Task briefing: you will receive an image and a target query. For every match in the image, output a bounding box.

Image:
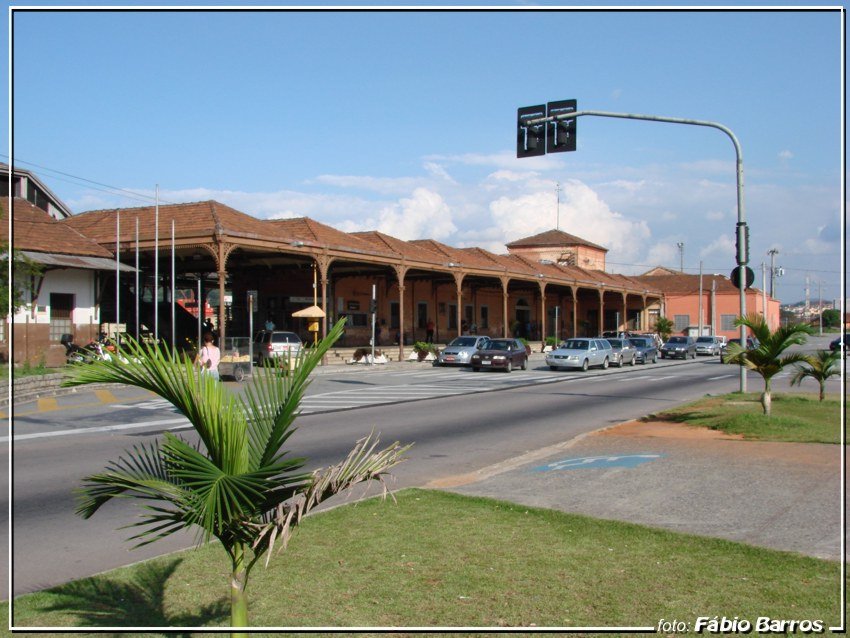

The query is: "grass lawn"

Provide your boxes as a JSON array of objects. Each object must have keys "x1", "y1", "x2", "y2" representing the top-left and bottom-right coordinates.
[
  {"x1": 7, "y1": 489, "x2": 840, "y2": 632},
  {"x1": 648, "y1": 392, "x2": 842, "y2": 444}
]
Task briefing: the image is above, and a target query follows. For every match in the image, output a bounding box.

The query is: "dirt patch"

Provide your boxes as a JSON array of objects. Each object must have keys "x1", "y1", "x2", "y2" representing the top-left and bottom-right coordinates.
[{"x1": 596, "y1": 419, "x2": 746, "y2": 440}]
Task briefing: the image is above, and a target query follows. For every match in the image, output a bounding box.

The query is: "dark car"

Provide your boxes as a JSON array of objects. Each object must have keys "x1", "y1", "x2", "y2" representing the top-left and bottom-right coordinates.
[
  {"x1": 829, "y1": 335, "x2": 847, "y2": 354},
  {"x1": 628, "y1": 337, "x2": 658, "y2": 364},
  {"x1": 723, "y1": 337, "x2": 760, "y2": 353},
  {"x1": 470, "y1": 338, "x2": 528, "y2": 372},
  {"x1": 660, "y1": 336, "x2": 696, "y2": 359}
]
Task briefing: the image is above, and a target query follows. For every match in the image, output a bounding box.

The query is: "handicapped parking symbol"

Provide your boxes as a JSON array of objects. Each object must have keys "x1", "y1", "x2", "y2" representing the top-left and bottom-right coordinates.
[{"x1": 533, "y1": 453, "x2": 665, "y2": 471}]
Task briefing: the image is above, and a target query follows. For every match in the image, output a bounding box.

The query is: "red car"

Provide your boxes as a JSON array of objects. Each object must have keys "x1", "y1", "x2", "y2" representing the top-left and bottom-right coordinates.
[{"x1": 470, "y1": 338, "x2": 529, "y2": 373}]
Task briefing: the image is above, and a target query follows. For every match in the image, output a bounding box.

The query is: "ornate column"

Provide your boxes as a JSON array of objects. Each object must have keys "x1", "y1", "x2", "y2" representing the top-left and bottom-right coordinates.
[
  {"x1": 453, "y1": 271, "x2": 465, "y2": 337},
  {"x1": 315, "y1": 253, "x2": 333, "y2": 339},
  {"x1": 641, "y1": 294, "x2": 648, "y2": 331},
  {"x1": 570, "y1": 285, "x2": 578, "y2": 337},
  {"x1": 598, "y1": 287, "x2": 605, "y2": 336},
  {"x1": 394, "y1": 264, "x2": 408, "y2": 362},
  {"x1": 213, "y1": 224, "x2": 235, "y2": 345},
  {"x1": 538, "y1": 279, "x2": 547, "y2": 345},
  {"x1": 501, "y1": 275, "x2": 510, "y2": 338},
  {"x1": 621, "y1": 292, "x2": 628, "y2": 332}
]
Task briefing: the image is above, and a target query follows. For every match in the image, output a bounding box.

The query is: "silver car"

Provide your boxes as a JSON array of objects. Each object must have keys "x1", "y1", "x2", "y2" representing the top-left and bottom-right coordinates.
[
  {"x1": 605, "y1": 338, "x2": 638, "y2": 367},
  {"x1": 695, "y1": 336, "x2": 722, "y2": 356},
  {"x1": 545, "y1": 338, "x2": 612, "y2": 371},
  {"x1": 434, "y1": 336, "x2": 491, "y2": 366}
]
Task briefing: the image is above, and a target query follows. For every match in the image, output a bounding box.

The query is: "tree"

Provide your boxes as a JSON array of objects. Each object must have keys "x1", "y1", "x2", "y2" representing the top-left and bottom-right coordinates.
[
  {"x1": 63, "y1": 318, "x2": 411, "y2": 635},
  {"x1": 722, "y1": 313, "x2": 813, "y2": 416},
  {"x1": 0, "y1": 243, "x2": 43, "y2": 315},
  {"x1": 821, "y1": 308, "x2": 840, "y2": 329},
  {"x1": 654, "y1": 316, "x2": 674, "y2": 341},
  {"x1": 789, "y1": 349, "x2": 841, "y2": 401}
]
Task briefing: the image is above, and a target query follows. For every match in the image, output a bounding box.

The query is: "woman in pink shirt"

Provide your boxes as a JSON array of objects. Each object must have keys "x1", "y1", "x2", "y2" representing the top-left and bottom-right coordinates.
[{"x1": 196, "y1": 332, "x2": 221, "y2": 381}]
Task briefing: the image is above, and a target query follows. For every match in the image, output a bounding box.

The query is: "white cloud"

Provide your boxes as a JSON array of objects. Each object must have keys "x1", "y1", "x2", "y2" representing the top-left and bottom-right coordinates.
[
  {"x1": 705, "y1": 210, "x2": 725, "y2": 221},
  {"x1": 778, "y1": 150, "x2": 794, "y2": 161},
  {"x1": 645, "y1": 242, "x2": 679, "y2": 270},
  {"x1": 699, "y1": 234, "x2": 736, "y2": 260},
  {"x1": 338, "y1": 187, "x2": 457, "y2": 241}
]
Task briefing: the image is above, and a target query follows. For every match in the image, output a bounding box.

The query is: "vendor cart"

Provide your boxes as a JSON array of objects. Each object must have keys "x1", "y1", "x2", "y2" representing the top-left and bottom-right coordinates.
[{"x1": 219, "y1": 337, "x2": 252, "y2": 382}]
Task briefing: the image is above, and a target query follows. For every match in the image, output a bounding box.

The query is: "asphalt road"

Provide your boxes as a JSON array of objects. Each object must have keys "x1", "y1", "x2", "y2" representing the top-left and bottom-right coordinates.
[{"x1": 6, "y1": 334, "x2": 843, "y2": 600}]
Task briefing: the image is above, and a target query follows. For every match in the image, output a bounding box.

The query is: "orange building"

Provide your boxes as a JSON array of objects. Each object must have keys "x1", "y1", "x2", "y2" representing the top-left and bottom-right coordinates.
[{"x1": 635, "y1": 267, "x2": 780, "y2": 339}]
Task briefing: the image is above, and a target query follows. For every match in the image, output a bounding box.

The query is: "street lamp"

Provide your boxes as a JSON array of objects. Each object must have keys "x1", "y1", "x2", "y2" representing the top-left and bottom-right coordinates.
[{"x1": 677, "y1": 242, "x2": 684, "y2": 273}]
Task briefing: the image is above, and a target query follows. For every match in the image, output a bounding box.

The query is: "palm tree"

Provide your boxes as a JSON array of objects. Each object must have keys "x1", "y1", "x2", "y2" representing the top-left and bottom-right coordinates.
[
  {"x1": 789, "y1": 349, "x2": 841, "y2": 401},
  {"x1": 654, "y1": 316, "x2": 674, "y2": 341},
  {"x1": 63, "y1": 318, "x2": 411, "y2": 635},
  {"x1": 722, "y1": 313, "x2": 813, "y2": 416}
]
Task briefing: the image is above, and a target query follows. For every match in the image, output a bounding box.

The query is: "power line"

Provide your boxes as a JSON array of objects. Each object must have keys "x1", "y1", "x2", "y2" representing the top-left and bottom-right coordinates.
[{"x1": 3, "y1": 155, "x2": 174, "y2": 206}]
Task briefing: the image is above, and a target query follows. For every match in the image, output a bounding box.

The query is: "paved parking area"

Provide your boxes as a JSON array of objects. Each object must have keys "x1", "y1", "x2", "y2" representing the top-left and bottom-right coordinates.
[{"x1": 440, "y1": 419, "x2": 844, "y2": 561}]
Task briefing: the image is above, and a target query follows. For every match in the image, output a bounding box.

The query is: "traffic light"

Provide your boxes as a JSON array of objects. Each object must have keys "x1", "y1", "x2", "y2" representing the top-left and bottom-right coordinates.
[
  {"x1": 369, "y1": 298, "x2": 377, "y2": 314},
  {"x1": 735, "y1": 222, "x2": 749, "y2": 266},
  {"x1": 546, "y1": 99, "x2": 577, "y2": 153},
  {"x1": 517, "y1": 105, "x2": 547, "y2": 158}
]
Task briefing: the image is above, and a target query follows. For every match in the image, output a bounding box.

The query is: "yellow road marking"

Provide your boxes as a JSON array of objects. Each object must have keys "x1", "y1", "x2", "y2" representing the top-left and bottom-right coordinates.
[
  {"x1": 94, "y1": 389, "x2": 119, "y2": 404},
  {"x1": 37, "y1": 397, "x2": 59, "y2": 412}
]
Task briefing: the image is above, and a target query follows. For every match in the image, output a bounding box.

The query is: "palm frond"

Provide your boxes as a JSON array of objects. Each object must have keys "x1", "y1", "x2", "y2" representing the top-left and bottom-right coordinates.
[{"x1": 250, "y1": 432, "x2": 412, "y2": 564}]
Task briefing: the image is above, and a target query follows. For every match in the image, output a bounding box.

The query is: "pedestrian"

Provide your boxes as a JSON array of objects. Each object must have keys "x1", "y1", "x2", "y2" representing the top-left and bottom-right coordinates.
[
  {"x1": 195, "y1": 332, "x2": 221, "y2": 381},
  {"x1": 426, "y1": 318, "x2": 435, "y2": 343},
  {"x1": 265, "y1": 315, "x2": 276, "y2": 331}
]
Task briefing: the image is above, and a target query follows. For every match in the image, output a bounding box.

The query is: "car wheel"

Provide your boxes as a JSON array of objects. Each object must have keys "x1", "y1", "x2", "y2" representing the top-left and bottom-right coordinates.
[
  {"x1": 581, "y1": 358, "x2": 589, "y2": 372},
  {"x1": 521, "y1": 357, "x2": 527, "y2": 370},
  {"x1": 602, "y1": 357, "x2": 609, "y2": 370},
  {"x1": 652, "y1": 353, "x2": 658, "y2": 363},
  {"x1": 233, "y1": 366, "x2": 245, "y2": 383},
  {"x1": 630, "y1": 355, "x2": 636, "y2": 366},
  {"x1": 505, "y1": 361, "x2": 512, "y2": 373},
  {"x1": 616, "y1": 355, "x2": 623, "y2": 367}
]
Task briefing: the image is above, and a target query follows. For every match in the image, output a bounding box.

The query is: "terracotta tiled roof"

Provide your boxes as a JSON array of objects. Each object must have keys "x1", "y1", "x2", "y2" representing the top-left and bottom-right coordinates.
[
  {"x1": 265, "y1": 217, "x2": 386, "y2": 256},
  {"x1": 61, "y1": 200, "x2": 275, "y2": 243},
  {"x1": 352, "y1": 231, "x2": 444, "y2": 266},
  {"x1": 409, "y1": 239, "x2": 502, "y2": 271},
  {"x1": 506, "y1": 228, "x2": 608, "y2": 252},
  {"x1": 7, "y1": 197, "x2": 113, "y2": 257},
  {"x1": 633, "y1": 272, "x2": 749, "y2": 295}
]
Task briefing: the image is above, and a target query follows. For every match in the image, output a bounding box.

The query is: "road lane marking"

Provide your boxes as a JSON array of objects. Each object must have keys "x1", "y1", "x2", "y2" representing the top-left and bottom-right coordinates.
[
  {"x1": 707, "y1": 374, "x2": 735, "y2": 380},
  {"x1": 3, "y1": 416, "x2": 190, "y2": 443}
]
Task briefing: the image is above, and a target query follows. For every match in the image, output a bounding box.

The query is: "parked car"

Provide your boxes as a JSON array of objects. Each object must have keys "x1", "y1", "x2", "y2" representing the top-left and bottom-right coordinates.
[
  {"x1": 694, "y1": 336, "x2": 722, "y2": 356},
  {"x1": 829, "y1": 335, "x2": 847, "y2": 354},
  {"x1": 660, "y1": 336, "x2": 696, "y2": 359},
  {"x1": 470, "y1": 338, "x2": 528, "y2": 372},
  {"x1": 253, "y1": 330, "x2": 302, "y2": 365},
  {"x1": 434, "y1": 336, "x2": 491, "y2": 367},
  {"x1": 722, "y1": 337, "x2": 760, "y2": 353},
  {"x1": 604, "y1": 338, "x2": 638, "y2": 367},
  {"x1": 545, "y1": 338, "x2": 612, "y2": 371},
  {"x1": 628, "y1": 336, "x2": 658, "y2": 364}
]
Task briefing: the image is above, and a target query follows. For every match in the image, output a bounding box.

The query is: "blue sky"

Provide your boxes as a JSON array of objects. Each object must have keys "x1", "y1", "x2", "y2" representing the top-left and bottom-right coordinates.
[{"x1": 7, "y1": 7, "x2": 844, "y2": 304}]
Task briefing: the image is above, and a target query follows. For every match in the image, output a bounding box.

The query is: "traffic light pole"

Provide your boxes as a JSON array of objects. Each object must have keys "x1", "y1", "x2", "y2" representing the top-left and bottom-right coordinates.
[{"x1": 524, "y1": 108, "x2": 749, "y2": 392}]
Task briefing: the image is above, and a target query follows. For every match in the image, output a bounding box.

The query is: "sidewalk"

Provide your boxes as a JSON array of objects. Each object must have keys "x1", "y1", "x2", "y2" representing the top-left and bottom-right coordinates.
[{"x1": 437, "y1": 418, "x2": 844, "y2": 562}]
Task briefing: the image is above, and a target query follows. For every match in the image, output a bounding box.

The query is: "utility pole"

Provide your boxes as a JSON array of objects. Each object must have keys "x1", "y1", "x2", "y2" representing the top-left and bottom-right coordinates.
[
  {"x1": 818, "y1": 280, "x2": 823, "y2": 336},
  {"x1": 698, "y1": 261, "x2": 703, "y2": 336},
  {"x1": 555, "y1": 182, "x2": 561, "y2": 230},
  {"x1": 767, "y1": 248, "x2": 779, "y2": 298},
  {"x1": 677, "y1": 242, "x2": 684, "y2": 272}
]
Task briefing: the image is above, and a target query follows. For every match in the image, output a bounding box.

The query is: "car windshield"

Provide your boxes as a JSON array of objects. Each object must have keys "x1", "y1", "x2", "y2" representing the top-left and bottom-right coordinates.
[
  {"x1": 448, "y1": 337, "x2": 480, "y2": 347},
  {"x1": 488, "y1": 340, "x2": 512, "y2": 350},
  {"x1": 562, "y1": 340, "x2": 589, "y2": 350},
  {"x1": 668, "y1": 337, "x2": 687, "y2": 343},
  {"x1": 696, "y1": 337, "x2": 714, "y2": 343},
  {"x1": 629, "y1": 338, "x2": 650, "y2": 347},
  {"x1": 607, "y1": 339, "x2": 623, "y2": 347}
]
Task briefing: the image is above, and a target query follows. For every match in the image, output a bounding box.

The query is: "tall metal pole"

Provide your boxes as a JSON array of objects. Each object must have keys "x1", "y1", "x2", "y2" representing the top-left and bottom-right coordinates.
[
  {"x1": 154, "y1": 185, "x2": 159, "y2": 342},
  {"x1": 818, "y1": 280, "x2": 823, "y2": 336},
  {"x1": 711, "y1": 279, "x2": 716, "y2": 336},
  {"x1": 677, "y1": 242, "x2": 684, "y2": 273},
  {"x1": 761, "y1": 263, "x2": 768, "y2": 325},
  {"x1": 197, "y1": 277, "x2": 202, "y2": 350},
  {"x1": 171, "y1": 219, "x2": 176, "y2": 352},
  {"x1": 135, "y1": 217, "x2": 139, "y2": 340},
  {"x1": 115, "y1": 209, "x2": 120, "y2": 346},
  {"x1": 525, "y1": 109, "x2": 749, "y2": 392},
  {"x1": 698, "y1": 261, "x2": 703, "y2": 336}
]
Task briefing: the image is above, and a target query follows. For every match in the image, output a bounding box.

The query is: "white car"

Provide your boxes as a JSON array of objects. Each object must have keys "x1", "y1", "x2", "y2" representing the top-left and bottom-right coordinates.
[
  {"x1": 545, "y1": 338, "x2": 613, "y2": 371},
  {"x1": 434, "y1": 336, "x2": 491, "y2": 366}
]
